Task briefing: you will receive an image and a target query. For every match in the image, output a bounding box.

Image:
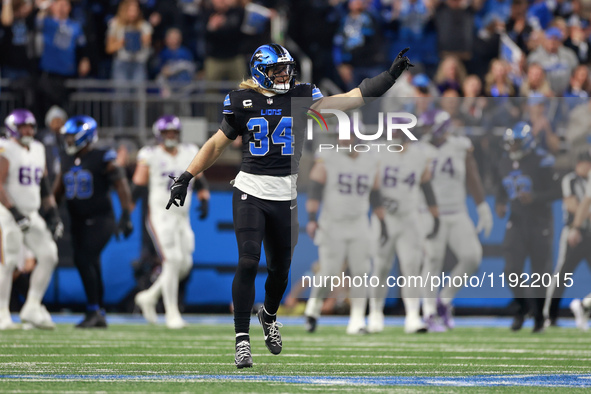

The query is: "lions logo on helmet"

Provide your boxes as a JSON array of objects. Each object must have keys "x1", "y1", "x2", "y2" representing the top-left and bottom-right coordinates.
[
  {"x1": 4, "y1": 108, "x2": 37, "y2": 146},
  {"x1": 504, "y1": 121, "x2": 535, "y2": 161},
  {"x1": 61, "y1": 115, "x2": 98, "y2": 156},
  {"x1": 250, "y1": 44, "x2": 296, "y2": 94}
]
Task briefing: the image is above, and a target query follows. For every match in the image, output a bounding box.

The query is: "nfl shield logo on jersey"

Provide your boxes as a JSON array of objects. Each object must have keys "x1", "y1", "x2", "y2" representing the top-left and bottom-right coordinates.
[
  {"x1": 267, "y1": 98, "x2": 273, "y2": 105},
  {"x1": 241, "y1": 194, "x2": 247, "y2": 200}
]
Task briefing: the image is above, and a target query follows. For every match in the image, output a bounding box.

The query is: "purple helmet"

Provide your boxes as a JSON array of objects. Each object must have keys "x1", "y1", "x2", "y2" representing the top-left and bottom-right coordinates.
[
  {"x1": 153, "y1": 115, "x2": 181, "y2": 138},
  {"x1": 5, "y1": 109, "x2": 36, "y2": 139},
  {"x1": 153, "y1": 115, "x2": 181, "y2": 148},
  {"x1": 417, "y1": 109, "x2": 451, "y2": 139}
]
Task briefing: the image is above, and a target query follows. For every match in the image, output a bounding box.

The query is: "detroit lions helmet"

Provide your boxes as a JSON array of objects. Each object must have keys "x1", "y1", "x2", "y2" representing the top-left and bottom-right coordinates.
[
  {"x1": 153, "y1": 115, "x2": 181, "y2": 149},
  {"x1": 504, "y1": 121, "x2": 535, "y2": 161},
  {"x1": 250, "y1": 44, "x2": 296, "y2": 94},
  {"x1": 61, "y1": 115, "x2": 98, "y2": 156},
  {"x1": 4, "y1": 109, "x2": 36, "y2": 146}
]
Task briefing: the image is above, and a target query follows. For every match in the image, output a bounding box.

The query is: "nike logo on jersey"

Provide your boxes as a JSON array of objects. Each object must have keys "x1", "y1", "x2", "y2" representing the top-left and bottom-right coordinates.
[{"x1": 290, "y1": 205, "x2": 297, "y2": 210}]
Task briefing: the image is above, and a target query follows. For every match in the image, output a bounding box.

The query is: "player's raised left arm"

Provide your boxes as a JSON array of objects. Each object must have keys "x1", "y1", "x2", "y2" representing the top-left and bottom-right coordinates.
[
  {"x1": 310, "y1": 48, "x2": 413, "y2": 112},
  {"x1": 466, "y1": 148, "x2": 493, "y2": 238}
]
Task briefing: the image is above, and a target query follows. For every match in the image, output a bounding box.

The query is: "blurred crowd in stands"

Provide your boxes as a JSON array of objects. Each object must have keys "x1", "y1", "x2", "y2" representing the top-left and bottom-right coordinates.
[{"x1": 2, "y1": 0, "x2": 591, "y2": 183}]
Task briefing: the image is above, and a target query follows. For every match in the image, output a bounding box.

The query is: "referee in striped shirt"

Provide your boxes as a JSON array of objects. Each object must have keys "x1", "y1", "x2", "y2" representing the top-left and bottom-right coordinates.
[{"x1": 545, "y1": 149, "x2": 591, "y2": 326}]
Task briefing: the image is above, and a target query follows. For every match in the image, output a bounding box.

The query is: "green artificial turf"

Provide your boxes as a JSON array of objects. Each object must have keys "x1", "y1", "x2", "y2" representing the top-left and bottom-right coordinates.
[{"x1": 1, "y1": 319, "x2": 590, "y2": 393}]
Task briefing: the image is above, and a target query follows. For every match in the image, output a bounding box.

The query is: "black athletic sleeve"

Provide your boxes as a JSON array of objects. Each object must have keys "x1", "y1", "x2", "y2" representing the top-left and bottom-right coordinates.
[
  {"x1": 221, "y1": 115, "x2": 240, "y2": 140},
  {"x1": 220, "y1": 92, "x2": 240, "y2": 140}
]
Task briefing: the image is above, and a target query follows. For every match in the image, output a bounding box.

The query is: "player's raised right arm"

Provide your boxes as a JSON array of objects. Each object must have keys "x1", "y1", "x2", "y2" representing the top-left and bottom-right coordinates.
[{"x1": 166, "y1": 129, "x2": 233, "y2": 209}]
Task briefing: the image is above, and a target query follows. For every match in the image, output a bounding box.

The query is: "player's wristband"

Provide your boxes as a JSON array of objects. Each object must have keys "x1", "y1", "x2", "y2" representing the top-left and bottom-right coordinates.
[
  {"x1": 369, "y1": 189, "x2": 383, "y2": 209},
  {"x1": 421, "y1": 181, "x2": 437, "y2": 207},
  {"x1": 131, "y1": 183, "x2": 148, "y2": 203},
  {"x1": 40, "y1": 175, "x2": 51, "y2": 198},
  {"x1": 8, "y1": 206, "x2": 25, "y2": 221},
  {"x1": 308, "y1": 212, "x2": 317, "y2": 222},
  {"x1": 308, "y1": 180, "x2": 324, "y2": 201}
]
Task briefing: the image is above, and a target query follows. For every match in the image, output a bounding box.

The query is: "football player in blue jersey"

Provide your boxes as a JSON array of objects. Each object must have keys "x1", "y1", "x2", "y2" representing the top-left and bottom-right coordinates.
[
  {"x1": 496, "y1": 122, "x2": 561, "y2": 333},
  {"x1": 167, "y1": 43, "x2": 413, "y2": 368},
  {"x1": 54, "y1": 115, "x2": 134, "y2": 328}
]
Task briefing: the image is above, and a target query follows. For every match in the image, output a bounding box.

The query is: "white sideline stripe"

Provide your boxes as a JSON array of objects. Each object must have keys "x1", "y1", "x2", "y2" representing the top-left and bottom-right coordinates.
[
  {"x1": 4, "y1": 361, "x2": 591, "y2": 368},
  {"x1": 3, "y1": 370, "x2": 585, "y2": 378},
  {"x1": 2, "y1": 354, "x2": 591, "y2": 362},
  {"x1": 2, "y1": 344, "x2": 590, "y2": 356},
  {"x1": 2, "y1": 337, "x2": 588, "y2": 345}
]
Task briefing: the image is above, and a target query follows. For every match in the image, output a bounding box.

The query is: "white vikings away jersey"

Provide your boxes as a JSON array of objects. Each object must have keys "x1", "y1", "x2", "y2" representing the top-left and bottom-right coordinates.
[
  {"x1": 137, "y1": 143, "x2": 199, "y2": 214},
  {"x1": 318, "y1": 151, "x2": 379, "y2": 224},
  {"x1": 0, "y1": 138, "x2": 46, "y2": 215},
  {"x1": 378, "y1": 141, "x2": 436, "y2": 216},
  {"x1": 429, "y1": 135, "x2": 472, "y2": 214}
]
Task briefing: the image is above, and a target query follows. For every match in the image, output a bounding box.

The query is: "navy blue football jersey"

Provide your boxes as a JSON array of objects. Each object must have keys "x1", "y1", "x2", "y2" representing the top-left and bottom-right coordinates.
[
  {"x1": 60, "y1": 148, "x2": 120, "y2": 218},
  {"x1": 220, "y1": 83, "x2": 323, "y2": 176},
  {"x1": 496, "y1": 148, "x2": 561, "y2": 221}
]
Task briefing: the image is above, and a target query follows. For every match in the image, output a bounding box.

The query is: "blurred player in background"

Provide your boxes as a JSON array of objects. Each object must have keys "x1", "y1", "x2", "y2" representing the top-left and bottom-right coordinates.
[
  {"x1": 53, "y1": 115, "x2": 134, "y2": 328},
  {"x1": 420, "y1": 108, "x2": 493, "y2": 330},
  {"x1": 132, "y1": 115, "x2": 210, "y2": 329},
  {"x1": 304, "y1": 135, "x2": 385, "y2": 334},
  {"x1": 564, "y1": 149, "x2": 591, "y2": 331},
  {"x1": 496, "y1": 122, "x2": 561, "y2": 333},
  {"x1": 367, "y1": 121, "x2": 439, "y2": 334},
  {"x1": 0, "y1": 109, "x2": 63, "y2": 330},
  {"x1": 166, "y1": 44, "x2": 413, "y2": 368},
  {"x1": 544, "y1": 149, "x2": 591, "y2": 326}
]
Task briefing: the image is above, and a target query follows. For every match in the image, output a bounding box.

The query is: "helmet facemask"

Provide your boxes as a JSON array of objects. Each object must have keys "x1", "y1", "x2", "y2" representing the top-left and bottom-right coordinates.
[
  {"x1": 263, "y1": 62, "x2": 295, "y2": 94},
  {"x1": 17, "y1": 124, "x2": 35, "y2": 147},
  {"x1": 162, "y1": 129, "x2": 180, "y2": 149}
]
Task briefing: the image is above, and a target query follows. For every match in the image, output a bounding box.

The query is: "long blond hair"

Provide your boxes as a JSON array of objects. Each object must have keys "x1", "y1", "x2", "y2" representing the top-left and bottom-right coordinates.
[
  {"x1": 238, "y1": 78, "x2": 300, "y2": 93},
  {"x1": 484, "y1": 59, "x2": 515, "y2": 96},
  {"x1": 238, "y1": 78, "x2": 268, "y2": 94},
  {"x1": 434, "y1": 55, "x2": 467, "y2": 86}
]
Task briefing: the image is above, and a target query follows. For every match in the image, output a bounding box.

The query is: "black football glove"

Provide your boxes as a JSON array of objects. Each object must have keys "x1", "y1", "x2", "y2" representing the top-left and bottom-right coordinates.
[
  {"x1": 166, "y1": 171, "x2": 193, "y2": 209},
  {"x1": 379, "y1": 218, "x2": 389, "y2": 247},
  {"x1": 388, "y1": 47, "x2": 414, "y2": 81},
  {"x1": 197, "y1": 198, "x2": 209, "y2": 220},
  {"x1": 426, "y1": 216, "x2": 440, "y2": 240},
  {"x1": 46, "y1": 206, "x2": 64, "y2": 240},
  {"x1": 116, "y1": 209, "x2": 133, "y2": 240},
  {"x1": 9, "y1": 206, "x2": 30, "y2": 232}
]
